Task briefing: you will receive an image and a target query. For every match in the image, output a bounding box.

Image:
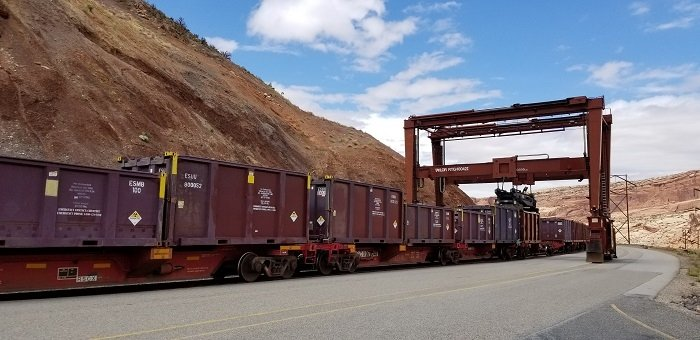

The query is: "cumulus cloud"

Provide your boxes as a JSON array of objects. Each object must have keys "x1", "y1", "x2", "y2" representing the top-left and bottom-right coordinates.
[
  {"x1": 247, "y1": 0, "x2": 417, "y2": 72},
  {"x1": 584, "y1": 61, "x2": 635, "y2": 88},
  {"x1": 356, "y1": 52, "x2": 499, "y2": 113},
  {"x1": 205, "y1": 36, "x2": 239, "y2": 53},
  {"x1": 578, "y1": 61, "x2": 700, "y2": 94},
  {"x1": 609, "y1": 95, "x2": 700, "y2": 178},
  {"x1": 272, "y1": 51, "x2": 500, "y2": 160}
]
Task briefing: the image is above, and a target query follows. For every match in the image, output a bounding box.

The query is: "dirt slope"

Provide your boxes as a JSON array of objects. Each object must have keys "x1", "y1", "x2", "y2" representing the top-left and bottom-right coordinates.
[
  {"x1": 532, "y1": 171, "x2": 700, "y2": 248},
  {"x1": 0, "y1": 0, "x2": 471, "y2": 205}
]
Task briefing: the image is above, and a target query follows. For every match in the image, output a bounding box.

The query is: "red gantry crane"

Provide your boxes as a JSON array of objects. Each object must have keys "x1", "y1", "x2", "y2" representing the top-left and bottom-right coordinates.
[{"x1": 404, "y1": 96, "x2": 615, "y2": 263}]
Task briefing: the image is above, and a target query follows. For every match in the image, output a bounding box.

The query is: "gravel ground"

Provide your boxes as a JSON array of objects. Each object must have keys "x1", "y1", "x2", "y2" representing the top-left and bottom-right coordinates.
[{"x1": 653, "y1": 247, "x2": 700, "y2": 316}]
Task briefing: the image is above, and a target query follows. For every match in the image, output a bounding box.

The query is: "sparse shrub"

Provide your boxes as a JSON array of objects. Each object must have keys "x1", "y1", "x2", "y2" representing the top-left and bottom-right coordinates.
[{"x1": 176, "y1": 17, "x2": 187, "y2": 29}]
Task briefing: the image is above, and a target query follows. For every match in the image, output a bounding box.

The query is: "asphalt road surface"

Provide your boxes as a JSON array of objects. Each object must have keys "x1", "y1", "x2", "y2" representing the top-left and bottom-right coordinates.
[{"x1": 1, "y1": 245, "x2": 698, "y2": 339}]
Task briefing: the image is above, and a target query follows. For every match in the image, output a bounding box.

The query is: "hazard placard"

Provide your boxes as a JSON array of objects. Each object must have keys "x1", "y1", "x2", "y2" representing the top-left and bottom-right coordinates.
[
  {"x1": 317, "y1": 216, "x2": 326, "y2": 226},
  {"x1": 129, "y1": 211, "x2": 142, "y2": 226},
  {"x1": 290, "y1": 211, "x2": 298, "y2": 222}
]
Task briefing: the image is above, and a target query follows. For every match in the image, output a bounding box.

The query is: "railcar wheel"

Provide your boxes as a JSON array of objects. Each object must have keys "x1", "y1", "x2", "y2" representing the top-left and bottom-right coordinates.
[
  {"x1": 347, "y1": 254, "x2": 360, "y2": 273},
  {"x1": 238, "y1": 252, "x2": 260, "y2": 282},
  {"x1": 439, "y1": 249, "x2": 449, "y2": 266},
  {"x1": 317, "y1": 253, "x2": 333, "y2": 275},
  {"x1": 503, "y1": 248, "x2": 514, "y2": 261},
  {"x1": 281, "y1": 260, "x2": 296, "y2": 279}
]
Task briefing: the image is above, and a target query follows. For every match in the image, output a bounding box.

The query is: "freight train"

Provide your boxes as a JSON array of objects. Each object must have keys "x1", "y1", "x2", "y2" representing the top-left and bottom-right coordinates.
[{"x1": 0, "y1": 153, "x2": 586, "y2": 293}]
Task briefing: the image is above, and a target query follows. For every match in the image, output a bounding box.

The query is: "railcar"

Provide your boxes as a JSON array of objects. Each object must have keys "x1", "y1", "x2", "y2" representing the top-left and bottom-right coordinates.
[
  {"x1": 0, "y1": 153, "x2": 584, "y2": 294},
  {"x1": 540, "y1": 218, "x2": 587, "y2": 255}
]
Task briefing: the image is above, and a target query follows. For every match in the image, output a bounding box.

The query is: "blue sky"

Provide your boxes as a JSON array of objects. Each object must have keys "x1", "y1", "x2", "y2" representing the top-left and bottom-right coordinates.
[{"x1": 149, "y1": 0, "x2": 700, "y2": 197}]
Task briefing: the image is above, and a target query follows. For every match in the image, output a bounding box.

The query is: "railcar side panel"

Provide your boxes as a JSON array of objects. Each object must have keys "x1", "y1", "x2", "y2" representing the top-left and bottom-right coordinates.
[
  {"x1": 493, "y1": 205, "x2": 520, "y2": 243},
  {"x1": 311, "y1": 179, "x2": 402, "y2": 244},
  {"x1": 0, "y1": 156, "x2": 162, "y2": 248},
  {"x1": 404, "y1": 205, "x2": 454, "y2": 244},
  {"x1": 166, "y1": 156, "x2": 309, "y2": 245},
  {"x1": 456, "y1": 208, "x2": 494, "y2": 243}
]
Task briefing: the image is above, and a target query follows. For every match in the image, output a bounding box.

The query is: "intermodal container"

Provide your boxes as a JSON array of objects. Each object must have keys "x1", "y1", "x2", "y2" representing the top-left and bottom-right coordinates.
[
  {"x1": 521, "y1": 211, "x2": 540, "y2": 243},
  {"x1": 455, "y1": 208, "x2": 494, "y2": 243},
  {"x1": 572, "y1": 220, "x2": 588, "y2": 241},
  {"x1": 0, "y1": 156, "x2": 163, "y2": 248},
  {"x1": 540, "y1": 218, "x2": 572, "y2": 241},
  {"x1": 122, "y1": 155, "x2": 309, "y2": 245},
  {"x1": 493, "y1": 205, "x2": 520, "y2": 243},
  {"x1": 404, "y1": 204, "x2": 454, "y2": 244},
  {"x1": 310, "y1": 178, "x2": 402, "y2": 244}
]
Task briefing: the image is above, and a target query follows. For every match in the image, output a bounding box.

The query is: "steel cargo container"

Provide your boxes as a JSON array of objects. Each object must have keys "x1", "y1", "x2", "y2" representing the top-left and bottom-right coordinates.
[
  {"x1": 122, "y1": 155, "x2": 309, "y2": 246},
  {"x1": 455, "y1": 208, "x2": 494, "y2": 243},
  {"x1": 0, "y1": 156, "x2": 163, "y2": 248},
  {"x1": 310, "y1": 178, "x2": 402, "y2": 244},
  {"x1": 572, "y1": 220, "x2": 588, "y2": 241},
  {"x1": 404, "y1": 204, "x2": 454, "y2": 244},
  {"x1": 493, "y1": 205, "x2": 520, "y2": 243},
  {"x1": 520, "y1": 211, "x2": 540, "y2": 243},
  {"x1": 541, "y1": 218, "x2": 584, "y2": 241}
]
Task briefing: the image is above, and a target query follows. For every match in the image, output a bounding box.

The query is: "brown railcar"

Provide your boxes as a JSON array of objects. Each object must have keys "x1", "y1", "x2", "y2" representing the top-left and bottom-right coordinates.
[{"x1": 0, "y1": 156, "x2": 163, "y2": 248}]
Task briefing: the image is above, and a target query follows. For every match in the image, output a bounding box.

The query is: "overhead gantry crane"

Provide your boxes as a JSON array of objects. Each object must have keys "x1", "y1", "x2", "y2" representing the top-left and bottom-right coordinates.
[{"x1": 404, "y1": 96, "x2": 614, "y2": 263}]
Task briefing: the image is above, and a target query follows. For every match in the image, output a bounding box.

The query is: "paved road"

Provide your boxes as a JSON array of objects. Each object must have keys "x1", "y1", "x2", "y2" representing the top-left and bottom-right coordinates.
[{"x1": 0, "y1": 245, "x2": 697, "y2": 339}]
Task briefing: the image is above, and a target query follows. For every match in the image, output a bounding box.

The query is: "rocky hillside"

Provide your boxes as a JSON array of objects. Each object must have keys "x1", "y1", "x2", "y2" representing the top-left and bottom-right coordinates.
[
  {"x1": 533, "y1": 171, "x2": 700, "y2": 249},
  {"x1": 0, "y1": 0, "x2": 471, "y2": 205}
]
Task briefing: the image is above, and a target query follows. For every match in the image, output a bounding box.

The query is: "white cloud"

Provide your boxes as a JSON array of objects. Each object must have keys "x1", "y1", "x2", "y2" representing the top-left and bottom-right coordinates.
[
  {"x1": 648, "y1": 17, "x2": 695, "y2": 31},
  {"x1": 449, "y1": 94, "x2": 700, "y2": 198},
  {"x1": 629, "y1": 2, "x2": 650, "y2": 16},
  {"x1": 239, "y1": 44, "x2": 300, "y2": 55},
  {"x1": 578, "y1": 61, "x2": 700, "y2": 94},
  {"x1": 271, "y1": 52, "x2": 500, "y2": 160},
  {"x1": 645, "y1": 1, "x2": 700, "y2": 31},
  {"x1": 404, "y1": 1, "x2": 461, "y2": 13},
  {"x1": 394, "y1": 52, "x2": 463, "y2": 80},
  {"x1": 356, "y1": 52, "x2": 500, "y2": 113},
  {"x1": 205, "y1": 36, "x2": 239, "y2": 53},
  {"x1": 584, "y1": 61, "x2": 634, "y2": 88},
  {"x1": 674, "y1": 0, "x2": 700, "y2": 14},
  {"x1": 247, "y1": 0, "x2": 417, "y2": 72},
  {"x1": 429, "y1": 32, "x2": 472, "y2": 49},
  {"x1": 432, "y1": 18, "x2": 455, "y2": 32},
  {"x1": 609, "y1": 95, "x2": 700, "y2": 178}
]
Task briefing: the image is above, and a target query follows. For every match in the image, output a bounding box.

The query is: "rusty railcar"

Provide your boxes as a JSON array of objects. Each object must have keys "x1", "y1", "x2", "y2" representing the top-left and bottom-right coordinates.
[
  {"x1": 455, "y1": 208, "x2": 494, "y2": 244},
  {"x1": 121, "y1": 154, "x2": 311, "y2": 282},
  {"x1": 540, "y1": 218, "x2": 587, "y2": 254},
  {"x1": 0, "y1": 156, "x2": 164, "y2": 248},
  {"x1": 309, "y1": 177, "x2": 402, "y2": 244},
  {"x1": 123, "y1": 154, "x2": 310, "y2": 246},
  {"x1": 0, "y1": 156, "x2": 168, "y2": 292},
  {"x1": 404, "y1": 204, "x2": 454, "y2": 245},
  {"x1": 453, "y1": 207, "x2": 497, "y2": 260}
]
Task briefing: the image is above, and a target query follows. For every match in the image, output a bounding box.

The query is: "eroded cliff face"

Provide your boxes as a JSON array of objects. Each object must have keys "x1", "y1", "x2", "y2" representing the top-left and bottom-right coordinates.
[
  {"x1": 0, "y1": 0, "x2": 472, "y2": 206},
  {"x1": 531, "y1": 171, "x2": 700, "y2": 248}
]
